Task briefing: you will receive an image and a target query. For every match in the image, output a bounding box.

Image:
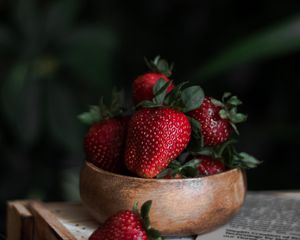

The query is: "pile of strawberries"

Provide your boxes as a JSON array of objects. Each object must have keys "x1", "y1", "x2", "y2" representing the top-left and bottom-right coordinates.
[
  {"x1": 79, "y1": 56, "x2": 259, "y2": 180},
  {"x1": 80, "y1": 56, "x2": 260, "y2": 239}
]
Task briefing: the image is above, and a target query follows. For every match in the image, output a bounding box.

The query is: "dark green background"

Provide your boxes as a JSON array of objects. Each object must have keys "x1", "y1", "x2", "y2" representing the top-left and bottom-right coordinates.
[{"x1": 1, "y1": 0, "x2": 300, "y2": 237}]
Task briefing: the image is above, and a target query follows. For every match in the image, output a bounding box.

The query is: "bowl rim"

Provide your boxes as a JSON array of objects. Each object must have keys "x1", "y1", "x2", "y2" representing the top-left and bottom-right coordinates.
[{"x1": 83, "y1": 161, "x2": 242, "y2": 183}]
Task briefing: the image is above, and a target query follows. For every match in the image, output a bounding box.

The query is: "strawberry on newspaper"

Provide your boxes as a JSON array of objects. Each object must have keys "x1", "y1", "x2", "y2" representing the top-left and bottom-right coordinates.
[{"x1": 89, "y1": 200, "x2": 163, "y2": 240}]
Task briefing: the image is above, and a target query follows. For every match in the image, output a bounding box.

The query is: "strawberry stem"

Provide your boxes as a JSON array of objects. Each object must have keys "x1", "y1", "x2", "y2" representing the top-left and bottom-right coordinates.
[
  {"x1": 140, "y1": 79, "x2": 205, "y2": 114},
  {"x1": 144, "y1": 56, "x2": 173, "y2": 77},
  {"x1": 136, "y1": 201, "x2": 164, "y2": 240},
  {"x1": 132, "y1": 201, "x2": 139, "y2": 215},
  {"x1": 156, "y1": 159, "x2": 200, "y2": 178},
  {"x1": 78, "y1": 89, "x2": 126, "y2": 125}
]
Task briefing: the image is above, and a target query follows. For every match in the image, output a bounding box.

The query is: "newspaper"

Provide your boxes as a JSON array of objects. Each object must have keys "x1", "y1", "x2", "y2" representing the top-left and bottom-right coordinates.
[
  {"x1": 165, "y1": 191, "x2": 300, "y2": 240},
  {"x1": 196, "y1": 191, "x2": 300, "y2": 240}
]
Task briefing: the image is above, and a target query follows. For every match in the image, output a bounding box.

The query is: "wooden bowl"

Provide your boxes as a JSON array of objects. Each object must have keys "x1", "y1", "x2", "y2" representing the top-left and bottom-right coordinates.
[{"x1": 80, "y1": 161, "x2": 247, "y2": 236}]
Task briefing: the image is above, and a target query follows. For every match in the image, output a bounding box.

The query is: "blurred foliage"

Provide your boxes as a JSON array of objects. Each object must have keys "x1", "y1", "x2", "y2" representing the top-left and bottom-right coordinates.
[
  {"x1": 192, "y1": 15, "x2": 300, "y2": 80},
  {"x1": 1, "y1": 0, "x2": 300, "y2": 237},
  {"x1": 0, "y1": 0, "x2": 120, "y2": 208}
]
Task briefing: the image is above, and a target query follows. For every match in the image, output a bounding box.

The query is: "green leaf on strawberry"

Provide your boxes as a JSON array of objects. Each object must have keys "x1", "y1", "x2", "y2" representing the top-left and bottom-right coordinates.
[
  {"x1": 141, "y1": 200, "x2": 152, "y2": 229},
  {"x1": 78, "y1": 105, "x2": 101, "y2": 125},
  {"x1": 222, "y1": 92, "x2": 232, "y2": 100},
  {"x1": 220, "y1": 93, "x2": 247, "y2": 126},
  {"x1": 110, "y1": 88, "x2": 126, "y2": 115},
  {"x1": 163, "y1": 81, "x2": 189, "y2": 106},
  {"x1": 139, "y1": 200, "x2": 164, "y2": 240},
  {"x1": 156, "y1": 158, "x2": 200, "y2": 179},
  {"x1": 229, "y1": 111, "x2": 247, "y2": 124},
  {"x1": 152, "y1": 78, "x2": 173, "y2": 105},
  {"x1": 144, "y1": 55, "x2": 173, "y2": 77},
  {"x1": 140, "y1": 79, "x2": 204, "y2": 114},
  {"x1": 147, "y1": 229, "x2": 164, "y2": 240},
  {"x1": 213, "y1": 139, "x2": 261, "y2": 169},
  {"x1": 231, "y1": 152, "x2": 261, "y2": 169},
  {"x1": 187, "y1": 116, "x2": 205, "y2": 152},
  {"x1": 181, "y1": 85, "x2": 205, "y2": 112},
  {"x1": 188, "y1": 92, "x2": 247, "y2": 146},
  {"x1": 78, "y1": 89, "x2": 126, "y2": 125},
  {"x1": 189, "y1": 146, "x2": 214, "y2": 157},
  {"x1": 180, "y1": 159, "x2": 201, "y2": 177},
  {"x1": 227, "y1": 95, "x2": 243, "y2": 106},
  {"x1": 187, "y1": 137, "x2": 260, "y2": 171}
]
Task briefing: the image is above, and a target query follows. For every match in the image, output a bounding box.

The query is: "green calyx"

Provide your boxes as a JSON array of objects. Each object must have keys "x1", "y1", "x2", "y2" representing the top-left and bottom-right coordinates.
[
  {"x1": 133, "y1": 201, "x2": 164, "y2": 240},
  {"x1": 189, "y1": 139, "x2": 237, "y2": 159},
  {"x1": 188, "y1": 138, "x2": 261, "y2": 170},
  {"x1": 138, "y1": 80, "x2": 205, "y2": 159},
  {"x1": 159, "y1": 138, "x2": 260, "y2": 179},
  {"x1": 187, "y1": 116, "x2": 204, "y2": 152},
  {"x1": 145, "y1": 56, "x2": 174, "y2": 77},
  {"x1": 157, "y1": 158, "x2": 200, "y2": 178},
  {"x1": 78, "y1": 89, "x2": 126, "y2": 125},
  {"x1": 222, "y1": 141, "x2": 262, "y2": 169},
  {"x1": 138, "y1": 79, "x2": 205, "y2": 113},
  {"x1": 187, "y1": 93, "x2": 247, "y2": 153},
  {"x1": 212, "y1": 92, "x2": 247, "y2": 135}
]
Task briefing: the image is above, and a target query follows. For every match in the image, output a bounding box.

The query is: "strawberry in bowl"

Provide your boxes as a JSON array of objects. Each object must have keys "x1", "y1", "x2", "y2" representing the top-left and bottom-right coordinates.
[
  {"x1": 132, "y1": 56, "x2": 175, "y2": 105},
  {"x1": 78, "y1": 91, "x2": 129, "y2": 173},
  {"x1": 79, "y1": 56, "x2": 260, "y2": 236}
]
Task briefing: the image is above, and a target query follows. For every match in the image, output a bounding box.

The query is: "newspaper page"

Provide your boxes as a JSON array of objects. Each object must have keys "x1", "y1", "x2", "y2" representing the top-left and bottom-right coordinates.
[{"x1": 196, "y1": 191, "x2": 300, "y2": 240}]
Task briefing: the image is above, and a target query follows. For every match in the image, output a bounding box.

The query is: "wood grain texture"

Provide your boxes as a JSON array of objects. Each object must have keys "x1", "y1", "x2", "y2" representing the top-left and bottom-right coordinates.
[
  {"x1": 29, "y1": 201, "x2": 77, "y2": 240},
  {"x1": 6, "y1": 201, "x2": 33, "y2": 240},
  {"x1": 6, "y1": 201, "x2": 99, "y2": 240},
  {"x1": 80, "y1": 161, "x2": 247, "y2": 236},
  {"x1": 46, "y1": 202, "x2": 98, "y2": 239}
]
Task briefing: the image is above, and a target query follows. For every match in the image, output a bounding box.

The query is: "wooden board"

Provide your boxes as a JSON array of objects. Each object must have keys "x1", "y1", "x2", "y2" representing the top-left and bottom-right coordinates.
[
  {"x1": 7, "y1": 192, "x2": 299, "y2": 239},
  {"x1": 7, "y1": 201, "x2": 99, "y2": 240},
  {"x1": 6, "y1": 200, "x2": 34, "y2": 240},
  {"x1": 41, "y1": 202, "x2": 98, "y2": 239},
  {"x1": 7, "y1": 201, "x2": 194, "y2": 240}
]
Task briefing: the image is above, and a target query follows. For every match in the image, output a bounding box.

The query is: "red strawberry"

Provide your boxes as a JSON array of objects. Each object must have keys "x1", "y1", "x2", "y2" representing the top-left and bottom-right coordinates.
[
  {"x1": 132, "y1": 56, "x2": 175, "y2": 104},
  {"x1": 192, "y1": 155, "x2": 226, "y2": 176},
  {"x1": 78, "y1": 90, "x2": 129, "y2": 173},
  {"x1": 84, "y1": 116, "x2": 129, "y2": 172},
  {"x1": 89, "y1": 210, "x2": 146, "y2": 240},
  {"x1": 189, "y1": 93, "x2": 247, "y2": 147},
  {"x1": 125, "y1": 108, "x2": 191, "y2": 178},
  {"x1": 157, "y1": 155, "x2": 225, "y2": 178},
  {"x1": 189, "y1": 97, "x2": 231, "y2": 146},
  {"x1": 132, "y1": 72, "x2": 174, "y2": 104},
  {"x1": 89, "y1": 201, "x2": 162, "y2": 240}
]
